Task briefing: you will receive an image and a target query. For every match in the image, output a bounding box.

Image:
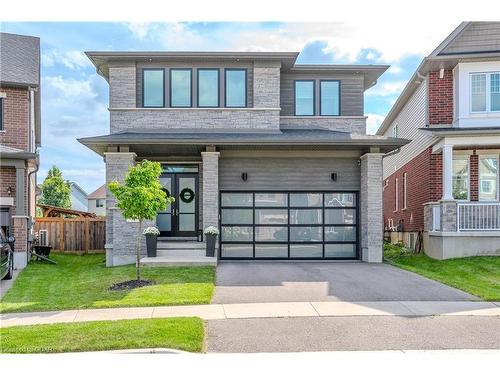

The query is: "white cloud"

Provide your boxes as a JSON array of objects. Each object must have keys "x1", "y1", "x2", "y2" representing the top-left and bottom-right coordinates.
[
  {"x1": 126, "y1": 22, "x2": 152, "y2": 39},
  {"x1": 365, "y1": 81, "x2": 407, "y2": 97},
  {"x1": 366, "y1": 113, "x2": 386, "y2": 135},
  {"x1": 44, "y1": 76, "x2": 95, "y2": 98},
  {"x1": 42, "y1": 49, "x2": 90, "y2": 70}
]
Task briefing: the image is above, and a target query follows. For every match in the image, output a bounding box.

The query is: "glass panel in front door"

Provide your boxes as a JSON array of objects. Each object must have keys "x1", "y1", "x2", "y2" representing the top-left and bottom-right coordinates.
[
  {"x1": 178, "y1": 177, "x2": 196, "y2": 232},
  {"x1": 156, "y1": 176, "x2": 172, "y2": 234}
]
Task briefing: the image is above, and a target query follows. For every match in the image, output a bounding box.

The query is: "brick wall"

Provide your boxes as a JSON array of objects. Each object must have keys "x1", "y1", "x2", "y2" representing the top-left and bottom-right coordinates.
[
  {"x1": 428, "y1": 70, "x2": 453, "y2": 125},
  {"x1": 383, "y1": 148, "x2": 433, "y2": 232},
  {"x1": 470, "y1": 152, "x2": 479, "y2": 201},
  {"x1": 0, "y1": 86, "x2": 29, "y2": 151},
  {"x1": 430, "y1": 152, "x2": 442, "y2": 201},
  {"x1": 0, "y1": 167, "x2": 17, "y2": 201}
]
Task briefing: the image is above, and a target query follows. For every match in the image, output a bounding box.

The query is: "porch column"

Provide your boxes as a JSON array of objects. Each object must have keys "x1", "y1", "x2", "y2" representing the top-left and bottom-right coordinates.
[
  {"x1": 104, "y1": 152, "x2": 136, "y2": 266},
  {"x1": 201, "y1": 151, "x2": 220, "y2": 233},
  {"x1": 442, "y1": 144, "x2": 454, "y2": 200},
  {"x1": 360, "y1": 152, "x2": 384, "y2": 263}
]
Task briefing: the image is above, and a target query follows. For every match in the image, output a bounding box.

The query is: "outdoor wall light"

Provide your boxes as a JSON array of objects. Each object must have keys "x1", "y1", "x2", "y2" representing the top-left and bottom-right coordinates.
[
  {"x1": 241, "y1": 172, "x2": 248, "y2": 181},
  {"x1": 331, "y1": 173, "x2": 337, "y2": 181},
  {"x1": 7, "y1": 186, "x2": 13, "y2": 196}
]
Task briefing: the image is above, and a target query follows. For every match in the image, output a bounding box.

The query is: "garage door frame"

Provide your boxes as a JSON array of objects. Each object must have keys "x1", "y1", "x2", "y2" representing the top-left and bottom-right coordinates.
[{"x1": 219, "y1": 190, "x2": 360, "y2": 261}]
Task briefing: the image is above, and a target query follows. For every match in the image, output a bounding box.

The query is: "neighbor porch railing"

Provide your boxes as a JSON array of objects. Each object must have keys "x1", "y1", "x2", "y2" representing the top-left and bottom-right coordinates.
[{"x1": 457, "y1": 202, "x2": 500, "y2": 231}]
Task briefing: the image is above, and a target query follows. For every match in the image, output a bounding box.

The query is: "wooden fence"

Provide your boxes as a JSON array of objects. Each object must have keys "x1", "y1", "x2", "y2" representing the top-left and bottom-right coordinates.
[{"x1": 34, "y1": 217, "x2": 106, "y2": 253}]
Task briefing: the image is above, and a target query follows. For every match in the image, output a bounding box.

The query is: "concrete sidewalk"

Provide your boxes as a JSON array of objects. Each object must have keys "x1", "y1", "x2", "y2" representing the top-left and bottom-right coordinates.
[{"x1": 1, "y1": 301, "x2": 500, "y2": 328}]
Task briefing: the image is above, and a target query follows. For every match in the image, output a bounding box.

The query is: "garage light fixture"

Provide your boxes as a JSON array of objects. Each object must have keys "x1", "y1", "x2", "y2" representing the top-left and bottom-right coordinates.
[
  {"x1": 241, "y1": 172, "x2": 248, "y2": 181},
  {"x1": 331, "y1": 173, "x2": 337, "y2": 181}
]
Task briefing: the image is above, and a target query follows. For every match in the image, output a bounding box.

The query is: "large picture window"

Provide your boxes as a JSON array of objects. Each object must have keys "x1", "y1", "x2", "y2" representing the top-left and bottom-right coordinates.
[
  {"x1": 198, "y1": 69, "x2": 219, "y2": 107},
  {"x1": 320, "y1": 80, "x2": 340, "y2": 116},
  {"x1": 225, "y1": 69, "x2": 247, "y2": 107},
  {"x1": 453, "y1": 156, "x2": 469, "y2": 200},
  {"x1": 220, "y1": 191, "x2": 358, "y2": 260},
  {"x1": 295, "y1": 80, "x2": 315, "y2": 116},
  {"x1": 479, "y1": 156, "x2": 498, "y2": 201},
  {"x1": 471, "y1": 72, "x2": 500, "y2": 112},
  {"x1": 142, "y1": 69, "x2": 164, "y2": 107},
  {"x1": 170, "y1": 69, "x2": 192, "y2": 107}
]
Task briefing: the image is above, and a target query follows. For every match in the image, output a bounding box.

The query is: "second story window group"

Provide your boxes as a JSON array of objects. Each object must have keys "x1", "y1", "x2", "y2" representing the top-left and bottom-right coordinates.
[
  {"x1": 294, "y1": 80, "x2": 340, "y2": 116},
  {"x1": 471, "y1": 72, "x2": 500, "y2": 113},
  {"x1": 142, "y1": 67, "x2": 247, "y2": 108}
]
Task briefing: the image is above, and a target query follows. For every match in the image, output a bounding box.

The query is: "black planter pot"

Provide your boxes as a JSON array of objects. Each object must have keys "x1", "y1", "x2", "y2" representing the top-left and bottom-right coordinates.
[
  {"x1": 205, "y1": 234, "x2": 217, "y2": 257},
  {"x1": 145, "y1": 234, "x2": 158, "y2": 257}
]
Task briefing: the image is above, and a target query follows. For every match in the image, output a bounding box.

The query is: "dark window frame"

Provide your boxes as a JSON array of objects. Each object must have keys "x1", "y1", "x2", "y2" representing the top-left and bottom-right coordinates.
[
  {"x1": 294, "y1": 80, "x2": 316, "y2": 116},
  {"x1": 169, "y1": 68, "x2": 193, "y2": 108},
  {"x1": 319, "y1": 79, "x2": 341, "y2": 116},
  {"x1": 142, "y1": 68, "x2": 165, "y2": 108},
  {"x1": 224, "y1": 68, "x2": 247, "y2": 108},
  {"x1": 197, "y1": 68, "x2": 220, "y2": 108}
]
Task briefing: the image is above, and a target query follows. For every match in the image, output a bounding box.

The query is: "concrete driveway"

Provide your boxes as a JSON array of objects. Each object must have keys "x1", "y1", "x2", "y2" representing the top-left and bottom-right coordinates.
[{"x1": 212, "y1": 262, "x2": 479, "y2": 303}]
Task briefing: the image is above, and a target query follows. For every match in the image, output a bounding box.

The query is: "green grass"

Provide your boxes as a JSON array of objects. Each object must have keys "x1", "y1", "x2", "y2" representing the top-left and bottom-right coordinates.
[
  {"x1": 0, "y1": 317, "x2": 204, "y2": 353},
  {"x1": 384, "y1": 242, "x2": 500, "y2": 301},
  {"x1": 0, "y1": 253, "x2": 215, "y2": 313}
]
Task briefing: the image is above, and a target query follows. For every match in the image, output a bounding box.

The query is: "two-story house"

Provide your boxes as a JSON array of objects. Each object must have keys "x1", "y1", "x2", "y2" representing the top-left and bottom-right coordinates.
[
  {"x1": 79, "y1": 50, "x2": 406, "y2": 267},
  {"x1": 0, "y1": 32, "x2": 41, "y2": 269},
  {"x1": 377, "y1": 22, "x2": 500, "y2": 259}
]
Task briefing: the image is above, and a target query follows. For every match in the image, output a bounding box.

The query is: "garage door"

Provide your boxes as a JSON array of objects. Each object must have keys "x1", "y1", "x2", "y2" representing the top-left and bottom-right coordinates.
[{"x1": 219, "y1": 191, "x2": 359, "y2": 260}]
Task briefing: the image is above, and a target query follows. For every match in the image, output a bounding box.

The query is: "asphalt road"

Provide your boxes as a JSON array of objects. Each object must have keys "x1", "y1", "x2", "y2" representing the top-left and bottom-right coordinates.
[{"x1": 206, "y1": 316, "x2": 500, "y2": 353}]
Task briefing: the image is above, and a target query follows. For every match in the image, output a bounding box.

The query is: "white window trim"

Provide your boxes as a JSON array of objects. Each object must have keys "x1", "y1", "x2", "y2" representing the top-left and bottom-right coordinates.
[
  {"x1": 394, "y1": 178, "x2": 399, "y2": 212},
  {"x1": 478, "y1": 154, "x2": 499, "y2": 202},
  {"x1": 470, "y1": 71, "x2": 500, "y2": 114},
  {"x1": 392, "y1": 124, "x2": 398, "y2": 138},
  {"x1": 403, "y1": 173, "x2": 407, "y2": 209}
]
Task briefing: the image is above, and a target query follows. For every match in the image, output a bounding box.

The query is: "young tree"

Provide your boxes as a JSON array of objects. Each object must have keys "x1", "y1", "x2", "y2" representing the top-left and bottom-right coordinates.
[
  {"x1": 38, "y1": 166, "x2": 71, "y2": 208},
  {"x1": 109, "y1": 160, "x2": 173, "y2": 281}
]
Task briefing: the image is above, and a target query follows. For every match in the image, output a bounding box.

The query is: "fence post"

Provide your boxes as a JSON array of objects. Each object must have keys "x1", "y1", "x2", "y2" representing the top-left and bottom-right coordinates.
[
  {"x1": 59, "y1": 217, "x2": 65, "y2": 251},
  {"x1": 84, "y1": 218, "x2": 89, "y2": 253}
]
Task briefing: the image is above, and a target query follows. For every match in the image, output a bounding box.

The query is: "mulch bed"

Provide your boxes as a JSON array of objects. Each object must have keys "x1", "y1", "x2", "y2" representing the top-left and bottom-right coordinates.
[{"x1": 109, "y1": 279, "x2": 155, "y2": 291}]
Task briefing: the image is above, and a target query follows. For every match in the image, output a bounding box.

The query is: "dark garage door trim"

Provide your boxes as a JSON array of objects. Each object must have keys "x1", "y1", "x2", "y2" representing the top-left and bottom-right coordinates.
[{"x1": 219, "y1": 190, "x2": 360, "y2": 260}]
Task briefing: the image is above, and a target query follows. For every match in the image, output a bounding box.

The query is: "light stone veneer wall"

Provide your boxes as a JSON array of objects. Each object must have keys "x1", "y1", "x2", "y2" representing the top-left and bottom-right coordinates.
[
  {"x1": 360, "y1": 153, "x2": 384, "y2": 263},
  {"x1": 109, "y1": 63, "x2": 136, "y2": 108},
  {"x1": 109, "y1": 108, "x2": 281, "y2": 133},
  {"x1": 202, "y1": 152, "x2": 219, "y2": 230},
  {"x1": 253, "y1": 61, "x2": 281, "y2": 108},
  {"x1": 280, "y1": 116, "x2": 367, "y2": 135}
]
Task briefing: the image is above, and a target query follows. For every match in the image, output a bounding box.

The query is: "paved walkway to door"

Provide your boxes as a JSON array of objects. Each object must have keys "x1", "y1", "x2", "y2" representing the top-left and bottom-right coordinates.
[{"x1": 212, "y1": 262, "x2": 479, "y2": 304}]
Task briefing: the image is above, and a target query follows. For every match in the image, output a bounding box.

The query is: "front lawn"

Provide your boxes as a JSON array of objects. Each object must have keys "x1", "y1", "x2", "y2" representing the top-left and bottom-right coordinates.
[
  {"x1": 384, "y1": 243, "x2": 500, "y2": 301},
  {"x1": 0, "y1": 317, "x2": 204, "y2": 353},
  {"x1": 0, "y1": 253, "x2": 215, "y2": 313}
]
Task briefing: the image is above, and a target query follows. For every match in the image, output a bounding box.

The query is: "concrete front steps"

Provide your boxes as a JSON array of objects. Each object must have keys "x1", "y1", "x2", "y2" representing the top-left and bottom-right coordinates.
[{"x1": 141, "y1": 240, "x2": 217, "y2": 267}]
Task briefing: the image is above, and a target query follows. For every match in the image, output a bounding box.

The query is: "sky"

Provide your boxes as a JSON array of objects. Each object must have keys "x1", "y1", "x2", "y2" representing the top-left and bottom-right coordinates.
[{"x1": 0, "y1": 21, "x2": 460, "y2": 193}]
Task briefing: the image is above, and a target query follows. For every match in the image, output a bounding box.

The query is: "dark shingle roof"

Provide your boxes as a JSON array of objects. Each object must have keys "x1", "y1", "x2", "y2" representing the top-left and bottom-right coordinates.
[{"x1": 0, "y1": 33, "x2": 40, "y2": 86}]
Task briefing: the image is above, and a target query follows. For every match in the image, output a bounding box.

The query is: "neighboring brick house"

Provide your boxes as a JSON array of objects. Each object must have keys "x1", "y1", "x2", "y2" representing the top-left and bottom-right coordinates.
[
  {"x1": 0, "y1": 33, "x2": 41, "y2": 269},
  {"x1": 79, "y1": 50, "x2": 406, "y2": 267},
  {"x1": 377, "y1": 22, "x2": 500, "y2": 259}
]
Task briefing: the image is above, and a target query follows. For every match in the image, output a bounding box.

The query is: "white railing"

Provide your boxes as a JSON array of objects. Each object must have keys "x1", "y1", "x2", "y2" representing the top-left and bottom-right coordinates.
[
  {"x1": 458, "y1": 202, "x2": 500, "y2": 231},
  {"x1": 431, "y1": 204, "x2": 441, "y2": 231}
]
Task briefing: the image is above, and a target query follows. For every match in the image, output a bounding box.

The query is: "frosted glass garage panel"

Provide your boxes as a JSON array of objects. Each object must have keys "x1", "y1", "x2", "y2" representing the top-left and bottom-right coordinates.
[
  {"x1": 221, "y1": 193, "x2": 253, "y2": 207},
  {"x1": 222, "y1": 244, "x2": 253, "y2": 258}
]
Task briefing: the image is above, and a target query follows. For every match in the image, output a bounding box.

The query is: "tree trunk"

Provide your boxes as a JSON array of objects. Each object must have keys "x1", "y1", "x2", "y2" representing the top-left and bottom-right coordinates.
[{"x1": 136, "y1": 219, "x2": 143, "y2": 281}]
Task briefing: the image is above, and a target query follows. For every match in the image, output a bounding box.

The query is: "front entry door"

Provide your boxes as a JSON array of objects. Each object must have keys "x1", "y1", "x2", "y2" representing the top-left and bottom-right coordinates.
[{"x1": 157, "y1": 173, "x2": 198, "y2": 237}]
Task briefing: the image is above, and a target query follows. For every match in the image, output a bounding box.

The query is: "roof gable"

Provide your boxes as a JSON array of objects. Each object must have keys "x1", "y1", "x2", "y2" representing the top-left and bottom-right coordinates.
[{"x1": 434, "y1": 22, "x2": 500, "y2": 56}]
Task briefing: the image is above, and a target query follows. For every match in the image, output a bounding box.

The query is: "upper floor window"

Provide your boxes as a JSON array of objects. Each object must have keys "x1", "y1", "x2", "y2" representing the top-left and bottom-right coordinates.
[
  {"x1": 95, "y1": 199, "x2": 105, "y2": 208},
  {"x1": 225, "y1": 69, "x2": 247, "y2": 107},
  {"x1": 392, "y1": 124, "x2": 398, "y2": 138},
  {"x1": 471, "y1": 72, "x2": 500, "y2": 113},
  {"x1": 320, "y1": 80, "x2": 340, "y2": 116},
  {"x1": 295, "y1": 80, "x2": 314, "y2": 116},
  {"x1": 143, "y1": 69, "x2": 164, "y2": 108},
  {"x1": 198, "y1": 69, "x2": 219, "y2": 107},
  {"x1": 170, "y1": 69, "x2": 192, "y2": 107},
  {"x1": 453, "y1": 155, "x2": 469, "y2": 200}
]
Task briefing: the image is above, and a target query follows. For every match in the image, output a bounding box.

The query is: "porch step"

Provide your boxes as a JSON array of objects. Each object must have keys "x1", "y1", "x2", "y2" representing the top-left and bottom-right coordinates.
[
  {"x1": 141, "y1": 255, "x2": 217, "y2": 267},
  {"x1": 157, "y1": 249, "x2": 206, "y2": 257},
  {"x1": 157, "y1": 241, "x2": 205, "y2": 250}
]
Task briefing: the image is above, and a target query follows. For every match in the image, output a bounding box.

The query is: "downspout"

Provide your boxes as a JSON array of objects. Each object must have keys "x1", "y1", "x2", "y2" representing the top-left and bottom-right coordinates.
[{"x1": 27, "y1": 86, "x2": 40, "y2": 263}]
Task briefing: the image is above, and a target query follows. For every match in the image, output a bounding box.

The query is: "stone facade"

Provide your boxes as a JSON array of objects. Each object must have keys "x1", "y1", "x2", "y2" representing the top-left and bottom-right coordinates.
[
  {"x1": 280, "y1": 116, "x2": 367, "y2": 135},
  {"x1": 360, "y1": 153, "x2": 384, "y2": 263},
  {"x1": 253, "y1": 61, "x2": 281, "y2": 108},
  {"x1": 201, "y1": 152, "x2": 220, "y2": 230},
  {"x1": 109, "y1": 62, "x2": 137, "y2": 108},
  {"x1": 110, "y1": 108, "x2": 281, "y2": 133}
]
